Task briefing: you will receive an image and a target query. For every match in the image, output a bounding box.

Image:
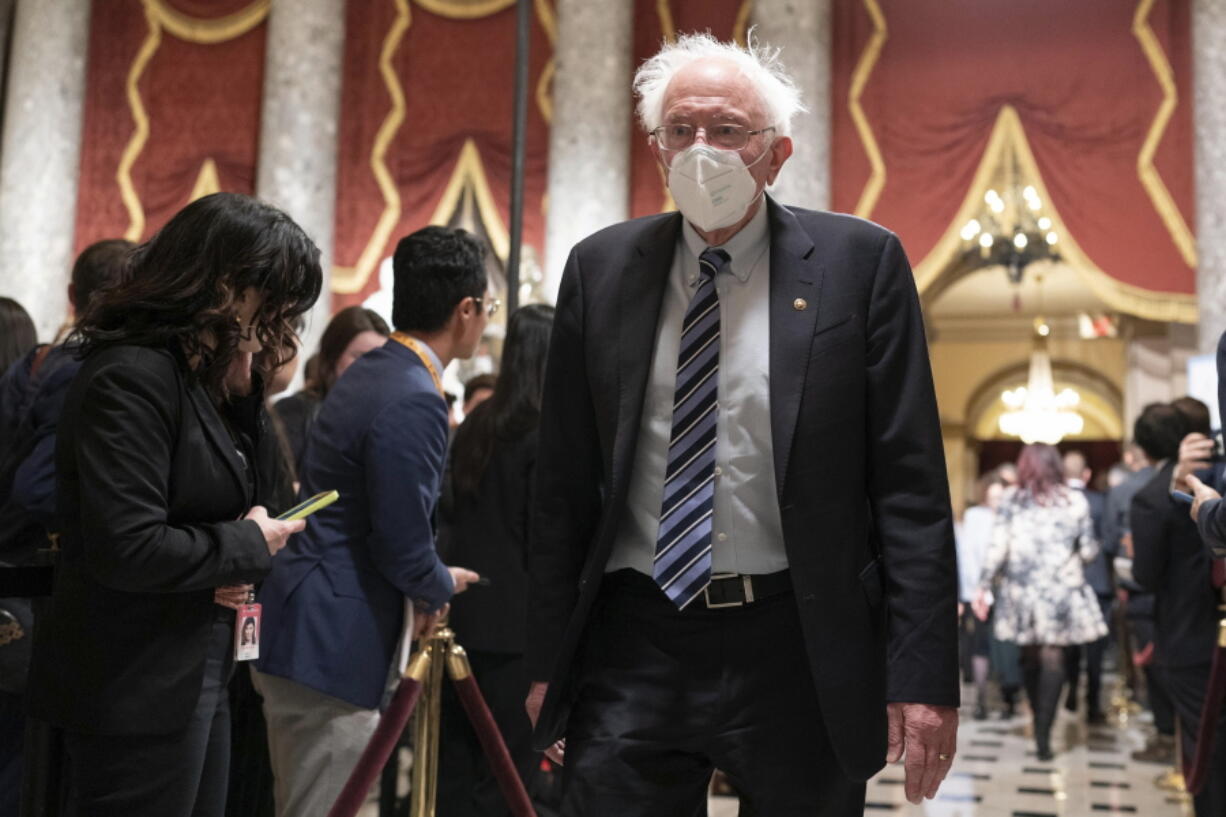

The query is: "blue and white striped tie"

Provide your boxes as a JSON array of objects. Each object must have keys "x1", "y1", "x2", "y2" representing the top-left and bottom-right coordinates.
[{"x1": 653, "y1": 247, "x2": 729, "y2": 608}]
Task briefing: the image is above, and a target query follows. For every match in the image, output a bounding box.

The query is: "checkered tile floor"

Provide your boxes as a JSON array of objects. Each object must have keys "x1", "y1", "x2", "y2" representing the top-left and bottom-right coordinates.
[{"x1": 710, "y1": 680, "x2": 1192, "y2": 817}]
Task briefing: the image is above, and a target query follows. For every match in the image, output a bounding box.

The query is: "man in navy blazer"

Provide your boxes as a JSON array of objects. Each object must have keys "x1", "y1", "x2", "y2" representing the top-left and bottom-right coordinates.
[
  {"x1": 526, "y1": 34, "x2": 959, "y2": 817},
  {"x1": 254, "y1": 227, "x2": 486, "y2": 817}
]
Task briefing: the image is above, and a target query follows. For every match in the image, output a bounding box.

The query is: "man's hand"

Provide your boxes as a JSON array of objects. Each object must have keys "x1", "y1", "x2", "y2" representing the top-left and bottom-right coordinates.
[
  {"x1": 412, "y1": 603, "x2": 448, "y2": 640},
  {"x1": 448, "y1": 567, "x2": 481, "y2": 594},
  {"x1": 886, "y1": 703, "x2": 958, "y2": 804},
  {"x1": 1173, "y1": 433, "x2": 1214, "y2": 491},
  {"x1": 525, "y1": 681, "x2": 565, "y2": 765},
  {"x1": 1186, "y1": 474, "x2": 1220, "y2": 523}
]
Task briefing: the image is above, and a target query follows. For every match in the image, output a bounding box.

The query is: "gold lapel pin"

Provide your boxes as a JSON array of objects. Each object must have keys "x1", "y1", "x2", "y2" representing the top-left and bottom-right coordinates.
[{"x1": 793, "y1": 298, "x2": 808, "y2": 311}]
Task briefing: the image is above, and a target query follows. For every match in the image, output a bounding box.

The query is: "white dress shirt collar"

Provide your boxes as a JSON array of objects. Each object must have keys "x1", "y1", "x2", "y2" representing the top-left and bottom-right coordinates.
[{"x1": 680, "y1": 198, "x2": 770, "y2": 286}]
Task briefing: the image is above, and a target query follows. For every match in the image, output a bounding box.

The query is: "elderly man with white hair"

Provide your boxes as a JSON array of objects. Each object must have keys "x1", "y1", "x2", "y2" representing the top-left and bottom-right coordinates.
[{"x1": 525, "y1": 33, "x2": 960, "y2": 814}]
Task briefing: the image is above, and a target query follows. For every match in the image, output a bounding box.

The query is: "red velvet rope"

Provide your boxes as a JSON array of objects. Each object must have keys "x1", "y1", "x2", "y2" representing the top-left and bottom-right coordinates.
[
  {"x1": 451, "y1": 673, "x2": 538, "y2": 817},
  {"x1": 327, "y1": 676, "x2": 424, "y2": 817},
  {"x1": 1182, "y1": 640, "x2": 1226, "y2": 795}
]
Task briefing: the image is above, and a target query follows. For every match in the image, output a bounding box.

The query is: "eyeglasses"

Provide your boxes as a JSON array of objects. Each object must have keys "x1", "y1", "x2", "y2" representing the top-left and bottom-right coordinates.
[
  {"x1": 650, "y1": 123, "x2": 776, "y2": 152},
  {"x1": 472, "y1": 296, "x2": 501, "y2": 318}
]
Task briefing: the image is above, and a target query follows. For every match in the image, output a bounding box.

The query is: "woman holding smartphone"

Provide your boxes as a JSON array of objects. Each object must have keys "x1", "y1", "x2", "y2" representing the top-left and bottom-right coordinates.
[{"x1": 27, "y1": 193, "x2": 321, "y2": 817}]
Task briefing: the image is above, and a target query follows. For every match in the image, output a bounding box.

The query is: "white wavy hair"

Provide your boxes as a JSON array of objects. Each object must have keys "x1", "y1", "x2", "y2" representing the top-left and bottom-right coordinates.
[{"x1": 633, "y1": 30, "x2": 806, "y2": 137}]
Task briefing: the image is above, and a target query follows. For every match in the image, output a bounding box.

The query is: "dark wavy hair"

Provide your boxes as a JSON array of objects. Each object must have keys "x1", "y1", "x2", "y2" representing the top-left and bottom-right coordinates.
[
  {"x1": 1015, "y1": 444, "x2": 1066, "y2": 505},
  {"x1": 451, "y1": 304, "x2": 555, "y2": 499},
  {"x1": 307, "y1": 306, "x2": 389, "y2": 398},
  {"x1": 0, "y1": 297, "x2": 36, "y2": 374},
  {"x1": 73, "y1": 193, "x2": 322, "y2": 398}
]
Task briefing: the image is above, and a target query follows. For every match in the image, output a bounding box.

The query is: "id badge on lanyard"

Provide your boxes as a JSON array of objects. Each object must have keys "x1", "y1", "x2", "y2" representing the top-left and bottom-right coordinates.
[{"x1": 235, "y1": 589, "x2": 262, "y2": 661}]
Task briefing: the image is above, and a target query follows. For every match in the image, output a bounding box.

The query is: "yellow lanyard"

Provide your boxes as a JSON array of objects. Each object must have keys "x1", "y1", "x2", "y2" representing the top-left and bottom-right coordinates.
[{"x1": 389, "y1": 332, "x2": 444, "y2": 398}]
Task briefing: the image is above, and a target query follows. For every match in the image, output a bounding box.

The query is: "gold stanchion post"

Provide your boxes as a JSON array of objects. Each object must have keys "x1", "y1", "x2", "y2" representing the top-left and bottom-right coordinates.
[{"x1": 409, "y1": 623, "x2": 457, "y2": 817}]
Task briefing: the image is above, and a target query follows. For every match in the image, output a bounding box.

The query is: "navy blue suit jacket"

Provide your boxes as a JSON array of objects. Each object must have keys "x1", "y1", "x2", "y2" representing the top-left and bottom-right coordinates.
[{"x1": 256, "y1": 340, "x2": 454, "y2": 709}]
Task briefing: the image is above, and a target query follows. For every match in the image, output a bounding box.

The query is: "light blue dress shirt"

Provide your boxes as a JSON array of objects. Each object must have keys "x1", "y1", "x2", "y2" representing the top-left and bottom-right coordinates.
[{"x1": 608, "y1": 202, "x2": 789, "y2": 577}]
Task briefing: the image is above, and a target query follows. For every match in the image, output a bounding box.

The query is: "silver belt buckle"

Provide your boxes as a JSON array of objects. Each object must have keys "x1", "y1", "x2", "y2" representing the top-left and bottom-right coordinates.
[{"x1": 703, "y1": 573, "x2": 755, "y2": 608}]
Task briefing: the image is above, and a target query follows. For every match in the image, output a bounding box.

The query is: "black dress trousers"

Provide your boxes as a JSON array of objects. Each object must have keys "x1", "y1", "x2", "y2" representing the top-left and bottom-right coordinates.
[
  {"x1": 560, "y1": 570, "x2": 866, "y2": 817},
  {"x1": 64, "y1": 613, "x2": 236, "y2": 817}
]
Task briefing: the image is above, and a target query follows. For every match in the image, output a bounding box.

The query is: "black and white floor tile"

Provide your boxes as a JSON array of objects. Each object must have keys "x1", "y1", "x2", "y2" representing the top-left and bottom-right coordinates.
[{"x1": 710, "y1": 681, "x2": 1192, "y2": 817}]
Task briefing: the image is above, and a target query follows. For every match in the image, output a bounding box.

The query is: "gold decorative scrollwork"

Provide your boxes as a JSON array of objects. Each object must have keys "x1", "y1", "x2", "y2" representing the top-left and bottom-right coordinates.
[
  {"x1": 331, "y1": 0, "x2": 410, "y2": 295},
  {"x1": 414, "y1": 0, "x2": 516, "y2": 18},
  {"x1": 334, "y1": 0, "x2": 554, "y2": 294},
  {"x1": 1133, "y1": 0, "x2": 1198, "y2": 268},
  {"x1": 849, "y1": 0, "x2": 886, "y2": 219},
  {"x1": 117, "y1": 0, "x2": 270, "y2": 242},
  {"x1": 732, "y1": 0, "x2": 753, "y2": 46}
]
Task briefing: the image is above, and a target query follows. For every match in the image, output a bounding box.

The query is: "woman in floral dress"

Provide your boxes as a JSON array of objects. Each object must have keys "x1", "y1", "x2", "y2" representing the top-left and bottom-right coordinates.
[{"x1": 974, "y1": 444, "x2": 1107, "y2": 760}]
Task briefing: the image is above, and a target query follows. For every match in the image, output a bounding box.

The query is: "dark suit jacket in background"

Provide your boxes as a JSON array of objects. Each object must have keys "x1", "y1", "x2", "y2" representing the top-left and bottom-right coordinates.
[
  {"x1": 256, "y1": 341, "x2": 454, "y2": 710},
  {"x1": 27, "y1": 345, "x2": 272, "y2": 735},
  {"x1": 1131, "y1": 462, "x2": 1219, "y2": 668},
  {"x1": 437, "y1": 429, "x2": 536, "y2": 655},
  {"x1": 1194, "y1": 329, "x2": 1226, "y2": 557},
  {"x1": 527, "y1": 198, "x2": 960, "y2": 782},
  {"x1": 1076, "y1": 487, "x2": 1112, "y2": 596}
]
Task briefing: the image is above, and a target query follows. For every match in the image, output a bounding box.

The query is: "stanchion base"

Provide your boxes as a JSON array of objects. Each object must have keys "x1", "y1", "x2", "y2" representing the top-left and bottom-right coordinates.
[{"x1": 1154, "y1": 768, "x2": 1190, "y2": 797}]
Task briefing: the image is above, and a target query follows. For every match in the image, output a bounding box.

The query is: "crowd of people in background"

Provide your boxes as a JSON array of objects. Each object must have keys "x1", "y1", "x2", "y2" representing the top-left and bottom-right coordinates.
[
  {"x1": 956, "y1": 397, "x2": 1226, "y2": 815},
  {"x1": 0, "y1": 194, "x2": 547, "y2": 817},
  {"x1": 0, "y1": 30, "x2": 1223, "y2": 817}
]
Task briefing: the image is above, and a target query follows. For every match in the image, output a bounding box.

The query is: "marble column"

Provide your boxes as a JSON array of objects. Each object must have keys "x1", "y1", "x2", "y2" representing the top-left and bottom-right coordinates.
[
  {"x1": 751, "y1": 0, "x2": 831, "y2": 211},
  {"x1": 1123, "y1": 324, "x2": 1197, "y2": 430},
  {"x1": 0, "y1": 0, "x2": 16, "y2": 96},
  {"x1": 256, "y1": 0, "x2": 346, "y2": 356},
  {"x1": 1195, "y1": 0, "x2": 1226, "y2": 353},
  {"x1": 543, "y1": 0, "x2": 634, "y2": 302},
  {"x1": 0, "y1": 0, "x2": 91, "y2": 341}
]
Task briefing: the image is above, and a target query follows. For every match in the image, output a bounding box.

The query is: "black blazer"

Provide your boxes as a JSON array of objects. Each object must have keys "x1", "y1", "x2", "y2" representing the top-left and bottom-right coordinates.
[
  {"x1": 437, "y1": 429, "x2": 536, "y2": 654},
  {"x1": 527, "y1": 199, "x2": 959, "y2": 781},
  {"x1": 28, "y1": 345, "x2": 272, "y2": 735},
  {"x1": 1131, "y1": 462, "x2": 1220, "y2": 668}
]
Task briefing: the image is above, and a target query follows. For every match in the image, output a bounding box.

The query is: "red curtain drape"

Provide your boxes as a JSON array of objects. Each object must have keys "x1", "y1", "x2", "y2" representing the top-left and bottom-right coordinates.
[
  {"x1": 74, "y1": 0, "x2": 266, "y2": 254},
  {"x1": 831, "y1": 0, "x2": 1195, "y2": 320},
  {"x1": 331, "y1": 0, "x2": 554, "y2": 308}
]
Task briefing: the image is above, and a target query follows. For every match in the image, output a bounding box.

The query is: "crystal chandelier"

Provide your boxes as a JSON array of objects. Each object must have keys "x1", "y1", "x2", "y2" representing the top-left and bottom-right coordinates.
[
  {"x1": 956, "y1": 154, "x2": 1062, "y2": 297},
  {"x1": 998, "y1": 323, "x2": 1084, "y2": 444}
]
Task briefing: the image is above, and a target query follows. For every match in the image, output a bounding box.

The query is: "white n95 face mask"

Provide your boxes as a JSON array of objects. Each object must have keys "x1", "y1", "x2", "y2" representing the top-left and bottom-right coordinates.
[{"x1": 666, "y1": 144, "x2": 769, "y2": 233}]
